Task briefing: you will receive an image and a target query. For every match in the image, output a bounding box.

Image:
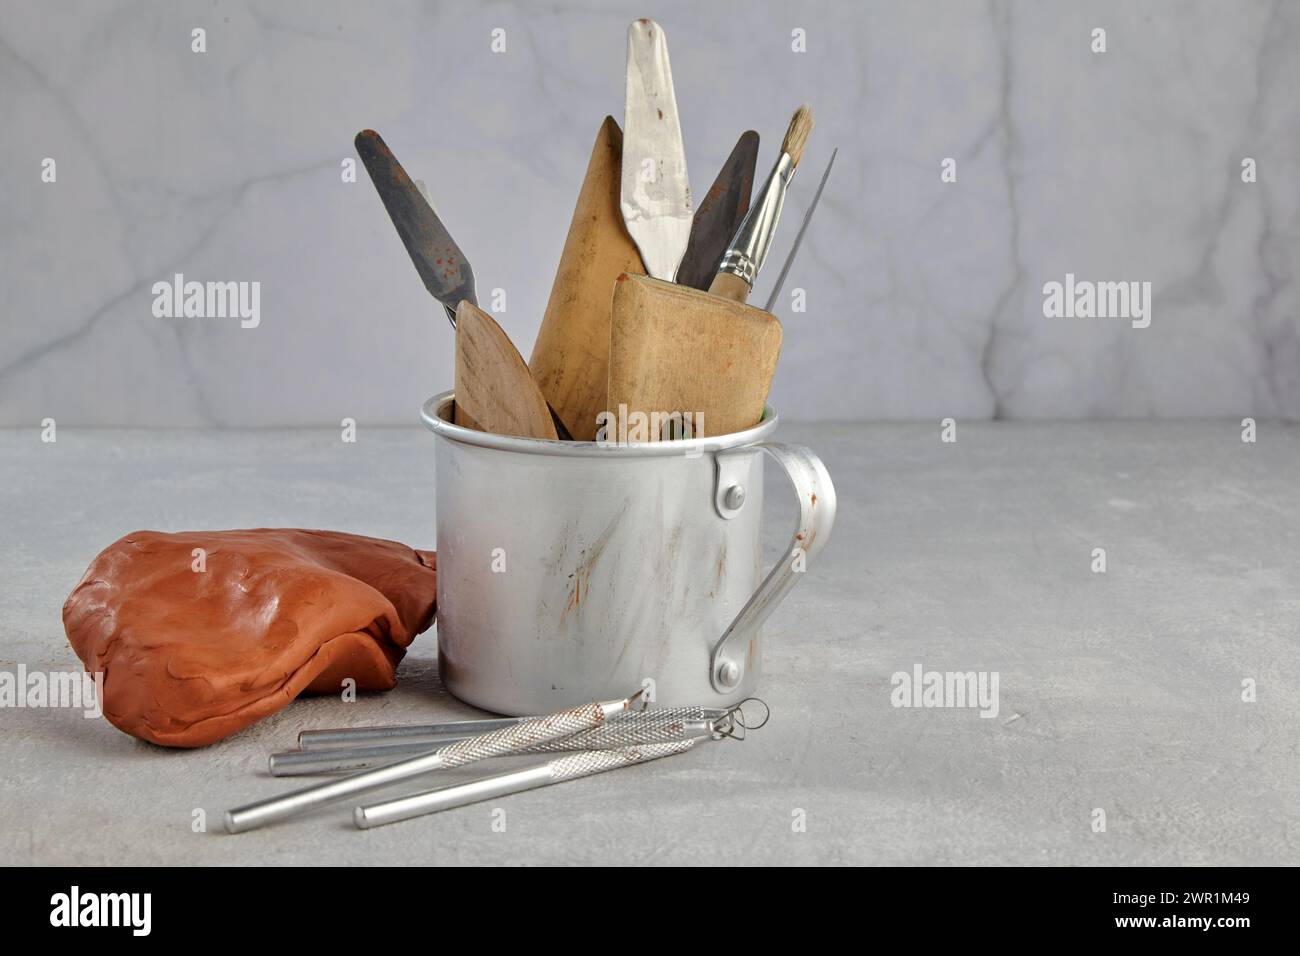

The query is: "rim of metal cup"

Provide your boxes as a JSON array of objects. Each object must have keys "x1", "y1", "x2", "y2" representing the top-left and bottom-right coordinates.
[{"x1": 421, "y1": 391, "x2": 778, "y2": 458}]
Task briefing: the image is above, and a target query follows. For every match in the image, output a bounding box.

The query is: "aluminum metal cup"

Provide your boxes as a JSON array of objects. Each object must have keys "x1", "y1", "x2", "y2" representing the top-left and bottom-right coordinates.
[{"x1": 421, "y1": 391, "x2": 835, "y2": 715}]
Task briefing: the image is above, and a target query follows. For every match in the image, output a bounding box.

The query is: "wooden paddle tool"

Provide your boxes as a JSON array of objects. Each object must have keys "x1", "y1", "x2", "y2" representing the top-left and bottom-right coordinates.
[
  {"x1": 607, "y1": 275, "x2": 782, "y2": 439},
  {"x1": 455, "y1": 301, "x2": 558, "y2": 440},
  {"x1": 529, "y1": 117, "x2": 646, "y2": 440}
]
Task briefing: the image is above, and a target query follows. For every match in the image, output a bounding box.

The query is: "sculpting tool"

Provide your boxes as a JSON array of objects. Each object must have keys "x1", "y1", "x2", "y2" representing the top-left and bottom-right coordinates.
[
  {"x1": 298, "y1": 706, "x2": 728, "y2": 751},
  {"x1": 676, "y1": 130, "x2": 759, "y2": 291},
  {"x1": 274, "y1": 708, "x2": 723, "y2": 776},
  {"x1": 455, "y1": 301, "x2": 558, "y2": 440},
  {"x1": 224, "y1": 690, "x2": 644, "y2": 833},
  {"x1": 355, "y1": 130, "x2": 475, "y2": 328},
  {"x1": 299, "y1": 716, "x2": 531, "y2": 751},
  {"x1": 355, "y1": 739, "x2": 698, "y2": 828},
  {"x1": 762, "y1": 147, "x2": 837, "y2": 312},
  {"x1": 529, "y1": 116, "x2": 646, "y2": 440},
  {"x1": 355, "y1": 130, "x2": 571, "y2": 438},
  {"x1": 607, "y1": 275, "x2": 782, "y2": 437},
  {"x1": 620, "y1": 19, "x2": 692, "y2": 281}
]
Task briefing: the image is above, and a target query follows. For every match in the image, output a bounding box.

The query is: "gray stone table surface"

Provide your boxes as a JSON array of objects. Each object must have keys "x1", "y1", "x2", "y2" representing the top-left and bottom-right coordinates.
[{"x1": 1, "y1": 422, "x2": 1296, "y2": 866}]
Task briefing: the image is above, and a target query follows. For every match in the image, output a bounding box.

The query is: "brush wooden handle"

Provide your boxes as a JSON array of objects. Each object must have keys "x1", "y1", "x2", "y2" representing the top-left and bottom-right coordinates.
[{"x1": 707, "y1": 270, "x2": 751, "y2": 304}]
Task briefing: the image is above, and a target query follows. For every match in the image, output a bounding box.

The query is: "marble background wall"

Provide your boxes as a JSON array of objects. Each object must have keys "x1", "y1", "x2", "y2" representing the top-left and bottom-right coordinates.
[{"x1": 1, "y1": 0, "x2": 1297, "y2": 425}]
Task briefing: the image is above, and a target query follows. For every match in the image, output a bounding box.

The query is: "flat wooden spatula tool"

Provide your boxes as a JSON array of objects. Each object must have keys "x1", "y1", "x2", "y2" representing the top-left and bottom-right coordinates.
[
  {"x1": 762, "y1": 147, "x2": 837, "y2": 312},
  {"x1": 608, "y1": 275, "x2": 782, "y2": 440},
  {"x1": 455, "y1": 301, "x2": 558, "y2": 441},
  {"x1": 529, "y1": 117, "x2": 646, "y2": 440}
]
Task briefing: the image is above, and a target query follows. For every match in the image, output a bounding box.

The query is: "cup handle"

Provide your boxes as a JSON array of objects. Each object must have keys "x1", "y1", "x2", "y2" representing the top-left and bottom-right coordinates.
[{"x1": 709, "y1": 442, "x2": 837, "y2": 692}]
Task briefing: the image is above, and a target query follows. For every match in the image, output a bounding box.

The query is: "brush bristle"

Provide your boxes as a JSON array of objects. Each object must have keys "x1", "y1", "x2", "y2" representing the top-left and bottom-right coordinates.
[{"x1": 781, "y1": 105, "x2": 814, "y2": 167}]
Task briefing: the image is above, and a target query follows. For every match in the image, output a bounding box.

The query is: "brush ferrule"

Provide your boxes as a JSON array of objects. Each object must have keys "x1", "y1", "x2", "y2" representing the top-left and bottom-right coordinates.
[{"x1": 717, "y1": 153, "x2": 795, "y2": 288}]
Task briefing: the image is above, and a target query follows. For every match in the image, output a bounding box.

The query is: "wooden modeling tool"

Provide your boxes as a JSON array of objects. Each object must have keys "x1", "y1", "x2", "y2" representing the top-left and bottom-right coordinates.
[
  {"x1": 530, "y1": 117, "x2": 646, "y2": 440},
  {"x1": 608, "y1": 275, "x2": 782, "y2": 439},
  {"x1": 455, "y1": 301, "x2": 558, "y2": 440}
]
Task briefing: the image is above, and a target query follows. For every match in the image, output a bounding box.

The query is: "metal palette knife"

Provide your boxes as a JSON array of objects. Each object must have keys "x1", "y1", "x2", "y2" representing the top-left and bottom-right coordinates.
[
  {"x1": 355, "y1": 129, "x2": 572, "y2": 439},
  {"x1": 355, "y1": 129, "x2": 475, "y2": 328},
  {"x1": 676, "y1": 130, "x2": 759, "y2": 291},
  {"x1": 620, "y1": 19, "x2": 692, "y2": 282}
]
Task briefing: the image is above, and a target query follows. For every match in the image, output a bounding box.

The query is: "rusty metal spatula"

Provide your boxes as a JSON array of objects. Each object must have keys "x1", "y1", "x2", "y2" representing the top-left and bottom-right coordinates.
[
  {"x1": 355, "y1": 129, "x2": 571, "y2": 438},
  {"x1": 676, "y1": 130, "x2": 759, "y2": 291},
  {"x1": 355, "y1": 130, "x2": 474, "y2": 328},
  {"x1": 620, "y1": 19, "x2": 692, "y2": 281}
]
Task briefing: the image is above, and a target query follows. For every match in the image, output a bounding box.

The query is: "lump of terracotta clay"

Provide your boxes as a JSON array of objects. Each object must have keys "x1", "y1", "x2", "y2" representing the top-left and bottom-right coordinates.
[{"x1": 63, "y1": 529, "x2": 437, "y2": 748}]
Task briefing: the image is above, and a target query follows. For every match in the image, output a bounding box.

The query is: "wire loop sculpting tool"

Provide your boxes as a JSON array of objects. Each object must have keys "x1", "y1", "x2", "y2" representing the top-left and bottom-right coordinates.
[{"x1": 224, "y1": 689, "x2": 645, "y2": 834}]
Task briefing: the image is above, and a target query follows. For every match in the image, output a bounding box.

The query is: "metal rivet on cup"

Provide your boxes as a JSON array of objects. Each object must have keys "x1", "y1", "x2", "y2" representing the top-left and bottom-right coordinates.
[
  {"x1": 718, "y1": 660, "x2": 742, "y2": 688},
  {"x1": 724, "y1": 485, "x2": 746, "y2": 510}
]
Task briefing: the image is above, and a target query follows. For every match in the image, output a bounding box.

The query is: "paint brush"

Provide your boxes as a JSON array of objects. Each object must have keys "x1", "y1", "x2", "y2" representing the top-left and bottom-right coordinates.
[{"x1": 708, "y1": 106, "x2": 814, "y2": 304}]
